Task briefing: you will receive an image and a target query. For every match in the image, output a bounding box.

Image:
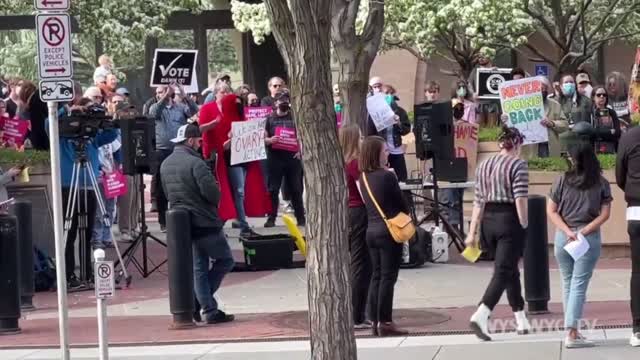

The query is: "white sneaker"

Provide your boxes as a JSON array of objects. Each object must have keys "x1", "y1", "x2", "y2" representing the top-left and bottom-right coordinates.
[
  {"x1": 470, "y1": 304, "x2": 492, "y2": 341},
  {"x1": 630, "y1": 333, "x2": 640, "y2": 347},
  {"x1": 514, "y1": 311, "x2": 531, "y2": 335},
  {"x1": 565, "y1": 335, "x2": 595, "y2": 349}
]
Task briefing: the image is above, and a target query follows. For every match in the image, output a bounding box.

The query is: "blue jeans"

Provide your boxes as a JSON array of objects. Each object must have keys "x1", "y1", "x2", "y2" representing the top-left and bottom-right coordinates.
[
  {"x1": 92, "y1": 193, "x2": 115, "y2": 244},
  {"x1": 554, "y1": 230, "x2": 601, "y2": 329},
  {"x1": 227, "y1": 165, "x2": 250, "y2": 231},
  {"x1": 192, "y1": 229, "x2": 235, "y2": 316},
  {"x1": 438, "y1": 188, "x2": 463, "y2": 226}
]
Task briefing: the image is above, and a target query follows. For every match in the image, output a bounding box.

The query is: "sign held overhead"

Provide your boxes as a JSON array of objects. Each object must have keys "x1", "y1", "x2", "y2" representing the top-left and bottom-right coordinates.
[
  {"x1": 35, "y1": 0, "x2": 70, "y2": 11},
  {"x1": 36, "y1": 13, "x2": 73, "y2": 79},
  {"x1": 150, "y1": 49, "x2": 198, "y2": 92}
]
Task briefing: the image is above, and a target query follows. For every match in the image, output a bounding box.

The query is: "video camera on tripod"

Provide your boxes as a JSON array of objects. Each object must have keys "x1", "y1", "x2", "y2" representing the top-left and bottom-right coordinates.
[{"x1": 59, "y1": 104, "x2": 120, "y2": 140}]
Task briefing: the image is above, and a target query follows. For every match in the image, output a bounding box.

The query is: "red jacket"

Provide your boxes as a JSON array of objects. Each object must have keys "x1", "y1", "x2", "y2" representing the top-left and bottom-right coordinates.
[{"x1": 200, "y1": 94, "x2": 271, "y2": 220}]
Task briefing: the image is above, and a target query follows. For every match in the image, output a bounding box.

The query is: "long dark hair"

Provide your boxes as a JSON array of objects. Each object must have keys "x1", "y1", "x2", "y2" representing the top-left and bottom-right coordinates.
[{"x1": 565, "y1": 142, "x2": 602, "y2": 190}]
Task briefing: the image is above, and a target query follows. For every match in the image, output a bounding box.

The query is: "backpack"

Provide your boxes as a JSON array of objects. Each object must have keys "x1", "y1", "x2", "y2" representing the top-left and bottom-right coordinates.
[{"x1": 33, "y1": 246, "x2": 56, "y2": 292}]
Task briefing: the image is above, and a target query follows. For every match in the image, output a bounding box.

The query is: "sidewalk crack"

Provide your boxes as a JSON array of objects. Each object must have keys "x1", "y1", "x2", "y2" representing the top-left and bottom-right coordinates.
[{"x1": 431, "y1": 345, "x2": 443, "y2": 360}]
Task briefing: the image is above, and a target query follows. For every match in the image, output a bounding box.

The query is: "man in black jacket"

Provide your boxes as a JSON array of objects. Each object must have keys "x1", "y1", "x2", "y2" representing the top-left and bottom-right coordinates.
[
  {"x1": 367, "y1": 84, "x2": 412, "y2": 181},
  {"x1": 161, "y1": 123, "x2": 235, "y2": 325},
  {"x1": 615, "y1": 126, "x2": 640, "y2": 346}
]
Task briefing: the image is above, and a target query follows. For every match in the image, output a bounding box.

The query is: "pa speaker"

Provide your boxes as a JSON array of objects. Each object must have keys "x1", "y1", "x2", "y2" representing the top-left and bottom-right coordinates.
[
  {"x1": 120, "y1": 117, "x2": 156, "y2": 175},
  {"x1": 413, "y1": 100, "x2": 454, "y2": 160}
]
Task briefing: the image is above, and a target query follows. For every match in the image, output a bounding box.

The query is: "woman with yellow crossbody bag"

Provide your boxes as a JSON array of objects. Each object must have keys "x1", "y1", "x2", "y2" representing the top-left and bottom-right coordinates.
[{"x1": 358, "y1": 136, "x2": 413, "y2": 337}]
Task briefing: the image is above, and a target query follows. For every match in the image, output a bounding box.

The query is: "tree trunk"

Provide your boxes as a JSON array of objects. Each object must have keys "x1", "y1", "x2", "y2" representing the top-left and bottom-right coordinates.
[
  {"x1": 414, "y1": 59, "x2": 428, "y2": 104},
  {"x1": 334, "y1": 46, "x2": 371, "y2": 131},
  {"x1": 263, "y1": 1, "x2": 357, "y2": 359}
]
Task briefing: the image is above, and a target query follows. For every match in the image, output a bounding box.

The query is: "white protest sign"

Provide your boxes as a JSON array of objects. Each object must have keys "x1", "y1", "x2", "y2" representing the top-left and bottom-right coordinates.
[
  {"x1": 230, "y1": 119, "x2": 268, "y2": 166},
  {"x1": 499, "y1": 76, "x2": 549, "y2": 145},
  {"x1": 366, "y1": 93, "x2": 396, "y2": 132}
]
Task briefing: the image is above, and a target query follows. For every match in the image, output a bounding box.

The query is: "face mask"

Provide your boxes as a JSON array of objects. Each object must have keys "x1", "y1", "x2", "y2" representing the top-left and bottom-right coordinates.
[
  {"x1": 456, "y1": 87, "x2": 467, "y2": 98},
  {"x1": 278, "y1": 102, "x2": 290, "y2": 113},
  {"x1": 562, "y1": 83, "x2": 576, "y2": 97},
  {"x1": 453, "y1": 107, "x2": 464, "y2": 119},
  {"x1": 334, "y1": 103, "x2": 342, "y2": 113},
  {"x1": 385, "y1": 94, "x2": 394, "y2": 105}
]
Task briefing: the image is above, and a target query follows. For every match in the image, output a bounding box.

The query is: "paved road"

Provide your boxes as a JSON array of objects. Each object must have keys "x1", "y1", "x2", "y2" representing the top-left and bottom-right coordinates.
[{"x1": 2, "y1": 329, "x2": 637, "y2": 359}]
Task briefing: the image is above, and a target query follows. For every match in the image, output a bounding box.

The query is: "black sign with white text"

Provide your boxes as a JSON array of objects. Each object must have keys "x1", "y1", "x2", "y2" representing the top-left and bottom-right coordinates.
[
  {"x1": 476, "y1": 68, "x2": 513, "y2": 99},
  {"x1": 150, "y1": 49, "x2": 198, "y2": 88}
]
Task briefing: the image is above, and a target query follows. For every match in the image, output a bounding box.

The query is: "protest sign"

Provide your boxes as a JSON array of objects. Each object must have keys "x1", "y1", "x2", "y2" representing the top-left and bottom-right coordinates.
[
  {"x1": 366, "y1": 93, "x2": 396, "y2": 132},
  {"x1": 230, "y1": 119, "x2": 268, "y2": 165},
  {"x1": 244, "y1": 106, "x2": 272, "y2": 121},
  {"x1": 1, "y1": 118, "x2": 30, "y2": 147},
  {"x1": 499, "y1": 76, "x2": 548, "y2": 145},
  {"x1": 150, "y1": 49, "x2": 198, "y2": 93},
  {"x1": 454, "y1": 121, "x2": 479, "y2": 180},
  {"x1": 476, "y1": 68, "x2": 513, "y2": 99},
  {"x1": 629, "y1": 46, "x2": 640, "y2": 116},
  {"x1": 272, "y1": 127, "x2": 300, "y2": 153},
  {"x1": 102, "y1": 170, "x2": 128, "y2": 199}
]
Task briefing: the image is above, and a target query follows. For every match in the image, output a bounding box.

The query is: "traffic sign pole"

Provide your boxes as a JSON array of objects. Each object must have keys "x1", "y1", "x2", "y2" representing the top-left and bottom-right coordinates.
[
  {"x1": 94, "y1": 249, "x2": 110, "y2": 360},
  {"x1": 47, "y1": 100, "x2": 70, "y2": 360}
]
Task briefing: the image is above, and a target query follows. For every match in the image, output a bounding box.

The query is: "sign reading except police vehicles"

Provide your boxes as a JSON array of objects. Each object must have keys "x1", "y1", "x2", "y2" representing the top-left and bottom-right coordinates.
[
  {"x1": 476, "y1": 68, "x2": 513, "y2": 99},
  {"x1": 34, "y1": 0, "x2": 70, "y2": 11},
  {"x1": 150, "y1": 49, "x2": 198, "y2": 92},
  {"x1": 36, "y1": 13, "x2": 73, "y2": 79},
  {"x1": 95, "y1": 261, "x2": 115, "y2": 298}
]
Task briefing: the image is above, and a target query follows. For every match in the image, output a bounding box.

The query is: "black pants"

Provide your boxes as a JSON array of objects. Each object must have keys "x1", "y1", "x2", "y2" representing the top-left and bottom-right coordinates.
[
  {"x1": 153, "y1": 149, "x2": 173, "y2": 226},
  {"x1": 388, "y1": 153, "x2": 408, "y2": 182},
  {"x1": 367, "y1": 223, "x2": 402, "y2": 323},
  {"x1": 480, "y1": 203, "x2": 525, "y2": 312},
  {"x1": 349, "y1": 206, "x2": 371, "y2": 324},
  {"x1": 627, "y1": 221, "x2": 640, "y2": 332},
  {"x1": 62, "y1": 187, "x2": 97, "y2": 280},
  {"x1": 267, "y1": 156, "x2": 305, "y2": 222}
]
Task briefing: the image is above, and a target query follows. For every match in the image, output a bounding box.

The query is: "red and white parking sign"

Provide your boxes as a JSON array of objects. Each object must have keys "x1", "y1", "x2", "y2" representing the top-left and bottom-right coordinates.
[{"x1": 36, "y1": 13, "x2": 73, "y2": 79}]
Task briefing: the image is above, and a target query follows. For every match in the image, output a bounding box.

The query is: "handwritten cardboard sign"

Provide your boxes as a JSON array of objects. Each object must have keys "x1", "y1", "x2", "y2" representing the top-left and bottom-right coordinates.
[
  {"x1": 102, "y1": 170, "x2": 128, "y2": 199},
  {"x1": 1, "y1": 118, "x2": 30, "y2": 147},
  {"x1": 230, "y1": 119, "x2": 268, "y2": 165},
  {"x1": 272, "y1": 127, "x2": 300, "y2": 153},
  {"x1": 366, "y1": 93, "x2": 396, "y2": 132},
  {"x1": 454, "y1": 121, "x2": 479, "y2": 180},
  {"x1": 499, "y1": 77, "x2": 548, "y2": 145}
]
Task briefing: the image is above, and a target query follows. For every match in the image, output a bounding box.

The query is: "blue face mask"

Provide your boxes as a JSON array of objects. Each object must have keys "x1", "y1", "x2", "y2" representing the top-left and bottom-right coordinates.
[
  {"x1": 385, "y1": 94, "x2": 394, "y2": 105},
  {"x1": 562, "y1": 83, "x2": 576, "y2": 96},
  {"x1": 334, "y1": 103, "x2": 342, "y2": 113}
]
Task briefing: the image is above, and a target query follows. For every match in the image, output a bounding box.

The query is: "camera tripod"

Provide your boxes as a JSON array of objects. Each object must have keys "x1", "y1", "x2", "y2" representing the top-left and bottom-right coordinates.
[
  {"x1": 63, "y1": 139, "x2": 129, "y2": 292},
  {"x1": 114, "y1": 172, "x2": 167, "y2": 284}
]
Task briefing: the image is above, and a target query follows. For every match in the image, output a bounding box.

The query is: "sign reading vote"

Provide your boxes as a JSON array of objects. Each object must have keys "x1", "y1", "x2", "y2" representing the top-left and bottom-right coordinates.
[
  {"x1": 230, "y1": 119, "x2": 268, "y2": 166},
  {"x1": 150, "y1": 49, "x2": 198, "y2": 89},
  {"x1": 499, "y1": 77, "x2": 549, "y2": 145},
  {"x1": 36, "y1": 13, "x2": 73, "y2": 79}
]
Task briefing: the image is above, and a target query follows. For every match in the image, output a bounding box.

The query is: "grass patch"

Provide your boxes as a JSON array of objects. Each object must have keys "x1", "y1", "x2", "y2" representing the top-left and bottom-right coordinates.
[
  {"x1": 478, "y1": 127, "x2": 501, "y2": 142},
  {"x1": 0, "y1": 149, "x2": 50, "y2": 166}
]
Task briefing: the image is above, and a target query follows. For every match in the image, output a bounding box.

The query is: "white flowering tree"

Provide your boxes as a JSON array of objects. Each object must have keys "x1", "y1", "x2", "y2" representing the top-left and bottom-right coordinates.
[
  {"x1": 384, "y1": 0, "x2": 533, "y2": 79},
  {"x1": 518, "y1": 0, "x2": 640, "y2": 75},
  {"x1": 231, "y1": 0, "x2": 383, "y2": 130}
]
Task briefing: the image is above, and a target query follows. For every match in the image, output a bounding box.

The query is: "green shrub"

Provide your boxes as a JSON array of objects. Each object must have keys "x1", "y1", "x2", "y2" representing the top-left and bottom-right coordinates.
[
  {"x1": 478, "y1": 127, "x2": 501, "y2": 142},
  {"x1": 0, "y1": 149, "x2": 50, "y2": 166},
  {"x1": 527, "y1": 154, "x2": 615, "y2": 171}
]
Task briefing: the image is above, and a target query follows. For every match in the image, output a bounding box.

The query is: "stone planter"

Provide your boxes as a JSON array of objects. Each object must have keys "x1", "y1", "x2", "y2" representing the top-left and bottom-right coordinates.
[{"x1": 2, "y1": 162, "x2": 55, "y2": 257}]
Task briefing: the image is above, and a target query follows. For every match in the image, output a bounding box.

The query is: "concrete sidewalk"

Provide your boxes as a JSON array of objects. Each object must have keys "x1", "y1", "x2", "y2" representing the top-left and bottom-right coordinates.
[{"x1": 1, "y1": 328, "x2": 638, "y2": 360}]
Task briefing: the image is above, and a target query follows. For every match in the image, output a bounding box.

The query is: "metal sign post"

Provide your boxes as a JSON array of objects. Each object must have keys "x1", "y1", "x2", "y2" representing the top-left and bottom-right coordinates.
[
  {"x1": 94, "y1": 249, "x2": 114, "y2": 360},
  {"x1": 36, "y1": 1, "x2": 73, "y2": 358}
]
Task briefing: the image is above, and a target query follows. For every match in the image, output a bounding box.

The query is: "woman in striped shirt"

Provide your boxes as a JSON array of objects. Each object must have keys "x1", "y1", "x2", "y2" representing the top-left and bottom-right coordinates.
[{"x1": 466, "y1": 127, "x2": 531, "y2": 341}]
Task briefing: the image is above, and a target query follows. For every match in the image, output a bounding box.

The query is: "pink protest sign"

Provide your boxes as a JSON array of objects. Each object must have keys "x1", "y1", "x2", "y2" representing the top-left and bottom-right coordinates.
[
  {"x1": 272, "y1": 127, "x2": 300, "y2": 153},
  {"x1": 245, "y1": 106, "x2": 273, "y2": 121},
  {"x1": 1, "y1": 118, "x2": 29, "y2": 147},
  {"x1": 102, "y1": 170, "x2": 128, "y2": 199},
  {"x1": 454, "y1": 121, "x2": 479, "y2": 180}
]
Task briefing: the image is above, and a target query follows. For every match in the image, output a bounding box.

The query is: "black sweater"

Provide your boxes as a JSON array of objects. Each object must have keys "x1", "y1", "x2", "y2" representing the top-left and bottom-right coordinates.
[
  {"x1": 616, "y1": 126, "x2": 640, "y2": 206},
  {"x1": 360, "y1": 169, "x2": 409, "y2": 227}
]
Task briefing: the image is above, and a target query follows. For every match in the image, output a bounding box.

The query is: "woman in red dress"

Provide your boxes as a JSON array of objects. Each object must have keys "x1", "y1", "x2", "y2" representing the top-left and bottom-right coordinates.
[{"x1": 199, "y1": 82, "x2": 271, "y2": 234}]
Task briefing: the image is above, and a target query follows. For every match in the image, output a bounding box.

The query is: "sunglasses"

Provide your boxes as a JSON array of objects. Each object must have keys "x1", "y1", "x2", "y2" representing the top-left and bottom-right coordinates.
[{"x1": 595, "y1": 93, "x2": 607, "y2": 98}]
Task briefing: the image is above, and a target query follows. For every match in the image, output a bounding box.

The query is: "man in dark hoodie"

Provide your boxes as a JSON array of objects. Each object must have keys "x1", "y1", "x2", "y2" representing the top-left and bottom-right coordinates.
[
  {"x1": 615, "y1": 126, "x2": 640, "y2": 347},
  {"x1": 367, "y1": 84, "x2": 411, "y2": 181}
]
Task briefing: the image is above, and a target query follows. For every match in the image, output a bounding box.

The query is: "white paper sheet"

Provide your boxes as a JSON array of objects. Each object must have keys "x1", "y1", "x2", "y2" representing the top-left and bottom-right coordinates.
[
  {"x1": 564, "y1": 232, "x2": 590, "y2": 261},
  {"x1": 366, "y1": 93, "x2": 396, "y2": 132}
]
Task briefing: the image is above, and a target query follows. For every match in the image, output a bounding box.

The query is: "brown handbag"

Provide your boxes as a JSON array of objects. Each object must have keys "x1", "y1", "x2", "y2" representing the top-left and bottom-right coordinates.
[{"x1": 362, "y1": 173, "x2": 416, "y2": 243}]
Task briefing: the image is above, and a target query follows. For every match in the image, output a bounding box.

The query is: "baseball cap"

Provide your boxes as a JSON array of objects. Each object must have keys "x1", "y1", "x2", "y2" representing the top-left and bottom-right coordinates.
[
  {"x1": 116, "y1": 87, "x2": 130, "y2": 96},
  {"x1": 171, "y1": 124, "x2": 202, "y2": 143},
  {"x1": 274, "y1": 90, "x2": 290, "y2": 101},
  {"x1": 576, "y1": 73, "x2": 591, "y2": 84}
]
